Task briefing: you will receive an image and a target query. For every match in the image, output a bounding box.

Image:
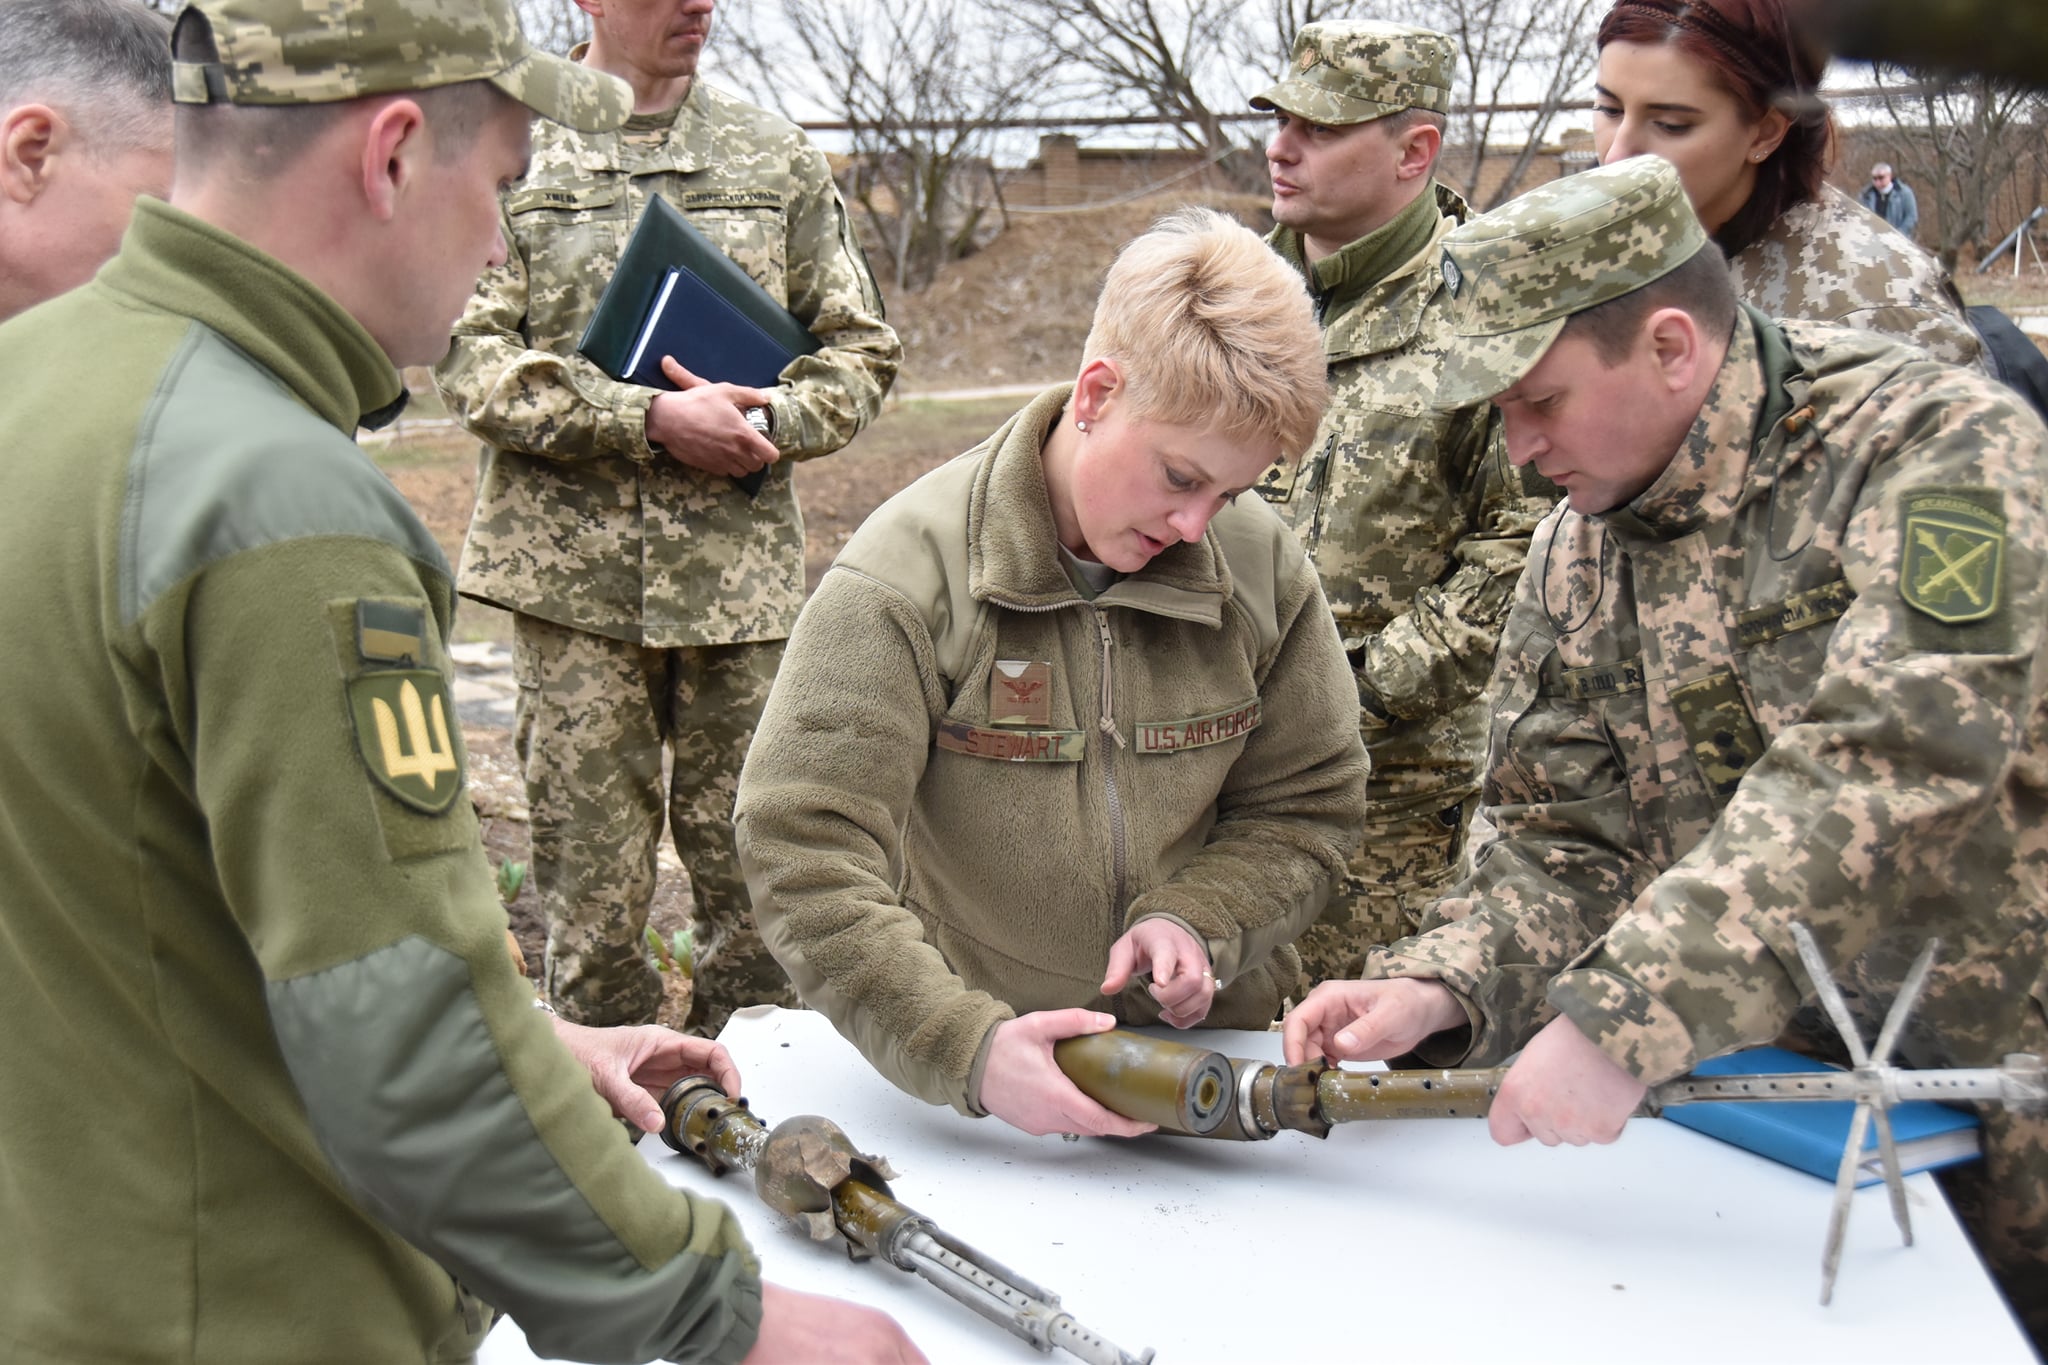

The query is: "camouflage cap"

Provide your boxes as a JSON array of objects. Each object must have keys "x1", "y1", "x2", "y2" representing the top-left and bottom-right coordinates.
[
  {"x1": 170, "y1": 0, "x2": 630, "y2": 133},
  {"x1": 1250, "y1": 21, "x2": 1455, "y2": 124},
  {"x1": 1434, "y1": 156, "x2": 1711, "y2": 408}
]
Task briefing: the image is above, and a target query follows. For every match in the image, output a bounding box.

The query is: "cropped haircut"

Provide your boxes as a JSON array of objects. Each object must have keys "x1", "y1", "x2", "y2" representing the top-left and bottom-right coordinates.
[
  {"x1": 1382, "y1": 106, "x2": 1448, "y2": 173},
  {"x1": 173, "y1": 12, "x2": 509, "y2": 180},
  {"x1": 1081, "y1": 208, "x2": 1328, "y2": 457},
  {"x1": 1598, "y1": 0, "x2": 1834, "y2": 257},
  {"x1": 0, "y1": 0, "x2": 172, "y2": 155},
  {"x1": 1559, "y1": 241, "x2": 1739, "y2": 365}
]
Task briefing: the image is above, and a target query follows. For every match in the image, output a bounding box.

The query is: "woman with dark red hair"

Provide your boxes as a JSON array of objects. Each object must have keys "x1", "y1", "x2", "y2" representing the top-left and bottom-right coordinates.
[{"x1": 1592, "y1": 0, "x2": 1983, "y2": 366}]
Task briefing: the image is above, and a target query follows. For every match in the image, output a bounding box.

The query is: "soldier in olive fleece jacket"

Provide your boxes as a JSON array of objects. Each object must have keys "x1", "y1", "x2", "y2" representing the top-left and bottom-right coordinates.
[{"x1": 735, "y1": 386, "x2": 1370, "y2": 1117}]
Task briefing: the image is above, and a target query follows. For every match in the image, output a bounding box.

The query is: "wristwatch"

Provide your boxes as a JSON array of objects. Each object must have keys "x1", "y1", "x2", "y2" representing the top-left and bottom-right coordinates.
[{"x1": 743, "y1": 405, "x2": 773, "y2": 437}]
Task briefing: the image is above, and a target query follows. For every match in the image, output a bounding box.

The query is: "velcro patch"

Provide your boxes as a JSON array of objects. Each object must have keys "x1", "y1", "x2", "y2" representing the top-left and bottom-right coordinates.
[
  {"x1": 1735, "y1": 579, "x2": 1854, "y2": 648},
  {"x1": 1134, "y1": 701, "x2": 1262, "y2": 754},
  {"x1": 505, "y1": 185, "x2": 620, "y2": 214},
  {"x1": 357, "y1": 600, "x2": 425, "y2": 665},
  {"x1": 1669, "y1": 667, "x2": 1766, "y2": 800},
  {"x1": 680, "y1": 188, "x2": 784, "y2": 211},
  {"x1": 935, "y1": 720, "x2": 1083, "y2": 763},
  {"x1": 348, "y1": 670, "x2": 464, "y2": 814},
  {"x1": 1899, "y1": 488, "x2": 2006, "y2": 625},
  {"x1": 1556, "y1": 656, "x2": 1646, "y2": 701},
  {"x1": 990, "y1": 660, "x2": 1053, "y2": 727}
]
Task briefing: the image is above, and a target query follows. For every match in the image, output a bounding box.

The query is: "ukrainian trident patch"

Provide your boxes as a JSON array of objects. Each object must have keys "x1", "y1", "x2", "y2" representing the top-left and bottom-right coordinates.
[
  {"x1": 348, "y1": 670, "x2": 464, "y2": 814},
  {"x1": 1899, "y1": 488, "x2": 2007, "y2": 625}
]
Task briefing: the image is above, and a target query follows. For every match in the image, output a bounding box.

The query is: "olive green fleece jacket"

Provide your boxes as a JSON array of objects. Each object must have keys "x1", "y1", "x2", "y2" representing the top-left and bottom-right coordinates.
[
  {"x1": 735, "y1": 386, "x2": 1371, "y2": 1112},
  {"x1": 0, "y1": 200, "x2": 759, "y2": 1365}
]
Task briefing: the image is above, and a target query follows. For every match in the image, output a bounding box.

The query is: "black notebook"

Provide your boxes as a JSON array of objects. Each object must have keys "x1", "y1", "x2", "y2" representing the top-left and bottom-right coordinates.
[{"x1": 577, "y1": 193, "x2": 819, "y2": 497}]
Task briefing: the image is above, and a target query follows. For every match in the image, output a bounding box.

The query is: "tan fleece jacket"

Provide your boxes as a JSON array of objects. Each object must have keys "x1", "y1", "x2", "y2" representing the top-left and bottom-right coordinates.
[{"x1": 735, "y1": 385, "x2": 1370, "y2": 1112}]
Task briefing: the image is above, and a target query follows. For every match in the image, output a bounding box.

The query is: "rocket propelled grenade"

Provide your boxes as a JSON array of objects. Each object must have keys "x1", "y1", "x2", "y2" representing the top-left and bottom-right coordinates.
[
  {"x1": 1053, "y1": 929, "x2": 2048, "y2": 1308},
  {"x1": 656, "y1": 1077, "x2": 1155, "y2": 1365}
]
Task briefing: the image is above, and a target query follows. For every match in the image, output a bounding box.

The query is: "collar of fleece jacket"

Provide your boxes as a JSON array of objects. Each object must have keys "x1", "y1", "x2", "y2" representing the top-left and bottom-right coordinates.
[{"x1": 962, "y1": 383, "x2": 1237, "y2": 612}]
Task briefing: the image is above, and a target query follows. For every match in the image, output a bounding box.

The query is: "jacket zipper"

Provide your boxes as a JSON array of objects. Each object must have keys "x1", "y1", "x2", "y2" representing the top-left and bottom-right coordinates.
[{"x1": 1095, "y1": 607, "x2": 1129, "y2": 931}]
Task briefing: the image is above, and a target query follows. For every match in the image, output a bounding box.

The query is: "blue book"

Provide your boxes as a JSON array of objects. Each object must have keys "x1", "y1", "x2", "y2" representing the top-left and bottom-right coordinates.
[
  {"x1": 576, "y1": 194, "x2": 821, "y2": 498},
  {"x1": 1663, "y1": 1047, "x2": 1981, "y2": 1187}
]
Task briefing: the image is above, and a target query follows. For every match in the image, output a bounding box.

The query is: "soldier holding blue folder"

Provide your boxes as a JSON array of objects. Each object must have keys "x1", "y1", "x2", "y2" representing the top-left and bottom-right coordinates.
[{"x1": 436, "y1": 0, "x2": 902, "y2": 1038}]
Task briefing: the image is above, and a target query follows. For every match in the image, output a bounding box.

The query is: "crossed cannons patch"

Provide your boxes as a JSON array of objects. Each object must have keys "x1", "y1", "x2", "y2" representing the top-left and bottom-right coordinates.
[{"x1": 1899, "y1": 488, "x2": 2007, "y2": 626}]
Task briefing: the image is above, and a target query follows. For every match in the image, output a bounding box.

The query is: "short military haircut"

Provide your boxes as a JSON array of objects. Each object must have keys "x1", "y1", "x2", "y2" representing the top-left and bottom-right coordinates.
[
  {"x1": 1081, "y1": 208, "x2": 1328, "y2": 458},
  {"x1": 173, "y1": 13, "x2": 510, "y2": 176},
  {"x1": 1558, "y1": 241, "x2": 1739, "y2": 367},
  {"x1": 0, "y1": 0, "x2": 172, "y2": 154},
  {"x1": 1380, "y1": 106, "x2": 1447, "y2": 171}
]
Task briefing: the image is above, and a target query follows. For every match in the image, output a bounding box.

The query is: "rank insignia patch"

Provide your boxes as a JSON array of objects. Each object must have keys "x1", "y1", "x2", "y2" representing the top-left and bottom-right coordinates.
[
  {"x1": 990, "y1": 660, "x2": 1053, "y2": 727},
  {"x1": 348, "y1": 670, "x2": 463, "y2": 814},
  {"x1": 1900, "y1": 489, "x2": 2006, "y2": 625}
]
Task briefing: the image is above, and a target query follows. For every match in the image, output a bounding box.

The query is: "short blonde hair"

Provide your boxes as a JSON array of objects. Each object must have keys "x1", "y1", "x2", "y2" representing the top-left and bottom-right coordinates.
[{"x1": 1081, "y1": 208, "x2": 1328, "y2": 457}]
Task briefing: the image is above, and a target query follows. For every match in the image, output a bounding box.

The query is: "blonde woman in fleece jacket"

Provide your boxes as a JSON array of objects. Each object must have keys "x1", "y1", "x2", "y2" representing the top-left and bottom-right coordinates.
[{"x1": 733, "y1": 209, "x2": 1371, "y2": 1139}]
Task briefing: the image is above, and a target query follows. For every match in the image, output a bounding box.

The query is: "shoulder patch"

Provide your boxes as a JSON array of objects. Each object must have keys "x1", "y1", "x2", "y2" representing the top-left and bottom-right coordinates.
[
  {"x1": 1899, "y1": 487, "x2": 2006, "y2": 625},
  {"x1": 357, "y1": 600, "x2": 426, "y2": 665},
  {"x1": 348, "y1": 670, "x2": 464, "y2": 814}
]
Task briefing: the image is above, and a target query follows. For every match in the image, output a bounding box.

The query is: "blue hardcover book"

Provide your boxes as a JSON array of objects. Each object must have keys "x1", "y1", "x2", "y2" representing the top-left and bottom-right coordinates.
[
  {"x1": 621, "y1": 267, "x2": 795, "y2": 393},
  {"x1": 1663, "y1": 1047, "x2": 1981, "y2": 1186},
  {"x1": 577, "y1": 194, "x2": 820, "y2": 498}
]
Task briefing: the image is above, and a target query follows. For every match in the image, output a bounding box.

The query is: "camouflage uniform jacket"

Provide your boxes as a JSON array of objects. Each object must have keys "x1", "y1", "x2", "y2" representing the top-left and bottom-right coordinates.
[
  {"x1": 1372, "y1": 309, "x2": 2048, "y2": 1087},
  {"x1": 436, "y1": 75, "x2": 901, "y2": 647},
  {"x1": 1730, "y1": 184, "x2": 1983, "y2": 370},
  {"x1": 1262, "y1": 184, "x2": 1555, "y2": 816},
  {"x1": 735, "y1": 386, "x2": 1370, "y2": 1113},
  {"x1": 0, "y1": 201, "x2": 759, "y2": 1365}
]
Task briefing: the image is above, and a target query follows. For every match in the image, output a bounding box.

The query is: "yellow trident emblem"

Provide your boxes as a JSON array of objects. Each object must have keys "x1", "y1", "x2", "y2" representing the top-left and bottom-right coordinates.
[{"x1": 372, "y1": 679, "x2": 458, "y2": 792}]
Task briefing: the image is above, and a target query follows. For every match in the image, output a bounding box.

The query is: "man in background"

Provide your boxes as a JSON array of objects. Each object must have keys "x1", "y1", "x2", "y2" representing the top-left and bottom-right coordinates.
[
  {"x1": 1860, "y1": 161, "x2": 1920, "y2": 238},
  {"x1": 1251, "y1": 20, "x2": 1555, "y2": 984},
  {"x1": 437, "y1": 0, "x2": 901, "y2": 1038},
  {"x1": 0, "y1": 0, "x2": 172, "y2": 322}
]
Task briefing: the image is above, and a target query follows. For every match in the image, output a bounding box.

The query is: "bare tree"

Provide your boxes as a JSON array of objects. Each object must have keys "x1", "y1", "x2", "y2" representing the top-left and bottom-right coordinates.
[
  {"x1": 717, "y1": 0, "x2": 1053, "y2": 294},
  {"x1": 997, "y1": 0, "x2": 1268, "y2": 192},
  {"x1": 1387, "y1": 0, "x2": 1602, "y2": 209},
  {"x1": 1862, "y1": 67, "x2": 2048, "y2": 273}
]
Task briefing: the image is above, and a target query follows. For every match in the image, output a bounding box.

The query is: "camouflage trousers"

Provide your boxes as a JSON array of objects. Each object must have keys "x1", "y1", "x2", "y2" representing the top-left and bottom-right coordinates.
[
  {"x1": 513, "y1": 614, "x2": 798, "y2": 1036},
  {"x1": 1295, "y1": 795, "x2": 1477, "y2": 988}
]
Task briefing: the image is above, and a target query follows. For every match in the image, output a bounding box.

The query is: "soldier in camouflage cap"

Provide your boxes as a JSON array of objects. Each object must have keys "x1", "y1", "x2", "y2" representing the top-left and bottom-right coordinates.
[
  {"x1": 1287, "y1": 154, "x2": 2048, "y2": 1347},
  {"x1": 169, "y1": 0, "x2": 630, "y2": 130},
  {"x1": 1251, "y1": 20, "x2": 1455, "y2": 122},
  {"x1": 1433, "y1": 156, "x2": 1707, "y2": 410},
  {"x1": 436, "y1": 0, "x2": 901, "y2": 1041},
  {"x1": 1250, "y1": 19, "x2": 1556, "y2": 985},
  {"x1": 0, "y1": 0, "x2": 921, "y2": 1358}
]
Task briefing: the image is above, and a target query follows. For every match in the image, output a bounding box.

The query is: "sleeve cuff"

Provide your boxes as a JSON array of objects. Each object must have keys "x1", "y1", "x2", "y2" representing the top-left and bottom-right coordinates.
[
  {"x1": 1545, "y1": 960, "x2": 1698, "y2": 1084},
  {"x1": 617, "y1": 386, "x2": 659, "y2": 464}
]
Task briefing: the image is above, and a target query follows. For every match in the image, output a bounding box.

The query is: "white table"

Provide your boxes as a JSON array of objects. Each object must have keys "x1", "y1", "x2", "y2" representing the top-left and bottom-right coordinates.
[{"x1": 481, "y1": 1007, "x2": 2033, "y2": 1364}]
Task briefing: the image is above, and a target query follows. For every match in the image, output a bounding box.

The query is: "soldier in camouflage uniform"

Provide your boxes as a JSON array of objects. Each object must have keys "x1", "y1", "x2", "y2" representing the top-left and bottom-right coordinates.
[
  {"x1": 1594, "y1": 0, "x2": 1984, "y2": 369},
  {"x1": 435, "y1": 0, "x2": 902, "y2": 1035},
  {"x1": 1250, "y1": 21, "x2": 1557, "y2": 981},
  {"x1": 0, "y1": 0, "x2": 924, "y2": 1358},
  {"x1": 1284, "y1": 157, "x2": 2048, "y2": 1348}
]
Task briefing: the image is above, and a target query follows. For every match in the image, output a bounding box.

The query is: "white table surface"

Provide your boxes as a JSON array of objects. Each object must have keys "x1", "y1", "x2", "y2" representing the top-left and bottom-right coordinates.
[{"x1": 480, "y1": 1006, "x2": 2033, "y2": 1365}]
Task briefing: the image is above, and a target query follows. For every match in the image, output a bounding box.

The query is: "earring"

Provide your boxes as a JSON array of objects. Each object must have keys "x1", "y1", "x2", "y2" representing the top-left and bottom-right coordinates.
[
  {"x1": 1076, "y1": 420, "x2": 1090, "y2": 433},
  {"x1": 1751, "y1": 151, "x2": 1765, "y2": 162}
]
